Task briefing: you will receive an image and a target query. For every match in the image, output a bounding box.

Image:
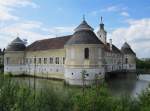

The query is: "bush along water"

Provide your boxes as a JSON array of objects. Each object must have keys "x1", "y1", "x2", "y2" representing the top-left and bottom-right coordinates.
[{"x1": 0, "y1": 76, "x2": 150, "y2": 111}]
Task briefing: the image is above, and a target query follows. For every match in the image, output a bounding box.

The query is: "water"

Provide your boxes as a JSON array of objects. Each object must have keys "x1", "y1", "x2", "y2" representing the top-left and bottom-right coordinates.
[
  {"x1": 107, "y1": 74, "x2": 150, "y2": 96},
  {"x1": 12, "y1": 74, "x2": 150, "y2": 97}
]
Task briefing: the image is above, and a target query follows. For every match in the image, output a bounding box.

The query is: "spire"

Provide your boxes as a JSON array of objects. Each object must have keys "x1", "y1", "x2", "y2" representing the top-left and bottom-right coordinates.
[
  {"x1": 100, "y1": 16, "x2": 104, "y2": 29},
  {"x1": 97, "y1": 16, "x2": 107, "y2": 44},
  {"x1": 101, "y1": 16, "x2": 103, "y2": 24},
  {"x1": 83, "y1": 14, "x2": 85, "y2": 21}
]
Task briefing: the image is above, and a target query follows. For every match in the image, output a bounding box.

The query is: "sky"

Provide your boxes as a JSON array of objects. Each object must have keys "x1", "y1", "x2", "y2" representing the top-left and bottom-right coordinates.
[{"x1": 0, "y1": 0, "x2": 150, "y2": 58}]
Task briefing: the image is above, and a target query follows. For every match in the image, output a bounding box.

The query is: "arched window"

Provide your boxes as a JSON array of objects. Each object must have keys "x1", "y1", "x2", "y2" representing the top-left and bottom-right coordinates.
[{"x1": 84, "y1": 48, "x2": 89, "y2": 59}]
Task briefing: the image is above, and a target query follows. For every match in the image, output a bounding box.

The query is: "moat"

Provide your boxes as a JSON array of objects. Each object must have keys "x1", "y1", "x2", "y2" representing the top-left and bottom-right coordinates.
[{"x1": 11, "y1": 73, "x2": 150, "y2": 97}]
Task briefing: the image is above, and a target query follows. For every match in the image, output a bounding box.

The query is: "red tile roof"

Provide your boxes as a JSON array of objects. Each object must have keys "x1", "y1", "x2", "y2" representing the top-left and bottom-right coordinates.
[{"x1": 26, "y1": 35, "x2": 72, "y2": 51}]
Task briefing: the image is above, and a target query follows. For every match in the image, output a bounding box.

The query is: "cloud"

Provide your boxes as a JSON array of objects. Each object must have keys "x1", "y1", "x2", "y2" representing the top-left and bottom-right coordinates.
[
  {"x1": 109, "y1": 18, "x2": 150, "y2": 58},
  {"x1": 102, "y1": 6, "x2": 119, "y2": 12},
  {"x1": 88, "y1": 6, "x2": 120, "y2": 17},
  {"x1": 101, "y1": 5, "x2": 126, "y2": 12},
  {"x1": 0, "y1": 0, "x2": 39, "y2": 21},
  {"x1": 0, "y1": 21, "x2": 74, "y2": 49},
  {"x1": 101, "y1": 5, "x2": 130, "y2": 18},
  {"x1": 89, "y1": 10, "x2": 99, "y2": 16},
  {"x1": 48, "y1": 26, "x2": 75, "y2": 35},
  {"x1": 120, "y1": 11, "x2": 130, "y2": 17}
]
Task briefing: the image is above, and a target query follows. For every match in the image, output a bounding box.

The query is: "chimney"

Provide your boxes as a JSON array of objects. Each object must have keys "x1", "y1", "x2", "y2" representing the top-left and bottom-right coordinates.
[{"x1": 109, "y1": 39, "x2": 112, "y2": 51}]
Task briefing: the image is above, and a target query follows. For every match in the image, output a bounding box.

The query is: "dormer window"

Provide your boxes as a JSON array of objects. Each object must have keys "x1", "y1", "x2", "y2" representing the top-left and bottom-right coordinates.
[{"x1": 84, "y1": 48, "x2": 89, "y2": 59}]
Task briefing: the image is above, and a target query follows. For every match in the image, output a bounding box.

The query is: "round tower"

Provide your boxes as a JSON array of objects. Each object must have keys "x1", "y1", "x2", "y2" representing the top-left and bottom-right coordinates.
[
  {"x1": 64, "y1": 19, "x2": 105, "y2": 85},
  {"x1": 4, "y1": 37, "x2": 26, "y2": 75},
  {"x1": 121, "y1": 42, "x2": 136, "y2": 71}
]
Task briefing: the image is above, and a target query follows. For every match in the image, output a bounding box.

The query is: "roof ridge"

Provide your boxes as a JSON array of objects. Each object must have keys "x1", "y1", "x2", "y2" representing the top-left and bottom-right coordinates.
[{"x1": 36, "y1": 35, "x2": 72, "y2": 42}]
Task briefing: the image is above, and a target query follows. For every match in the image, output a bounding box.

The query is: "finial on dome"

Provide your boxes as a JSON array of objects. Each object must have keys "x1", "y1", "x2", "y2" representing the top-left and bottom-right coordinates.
[
  {"x1": 101, "y1": 16, "x2": 103, "y2": 23},
  {"x1": 83, "y1": 14, "x2": 85, "y2": 21},
  {"x1": 17, "y1": 33, "x2": 19, "y2": 37}
]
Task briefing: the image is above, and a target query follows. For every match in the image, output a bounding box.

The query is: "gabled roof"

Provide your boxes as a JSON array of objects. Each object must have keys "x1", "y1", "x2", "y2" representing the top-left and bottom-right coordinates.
[
  {"x1": 26, "y1": 35, "x2": 72, "y2": 51},
  {"x1": 104, "y1": 43, "x2": 122, "y2": 54},
  {"x1": 121, "y1": 42, "x2": 136, "y2": 55}
]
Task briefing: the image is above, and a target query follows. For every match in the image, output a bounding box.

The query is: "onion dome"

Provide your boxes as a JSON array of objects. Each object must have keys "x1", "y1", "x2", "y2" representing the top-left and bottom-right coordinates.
[
  {"x1": 66, "y1": 20, "x2": 103, "y2": 45},
  {"x1": 121, "y1": 42, "x2": 136, "y2": 55},
  {"x1": 6, "y1": 37, "x2": 26, "y2": 51}
]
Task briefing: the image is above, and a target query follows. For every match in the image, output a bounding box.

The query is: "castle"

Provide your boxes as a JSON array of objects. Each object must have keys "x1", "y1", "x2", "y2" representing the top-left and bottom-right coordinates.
[{"x1": 4, "y1": 18, "x2": 136, "y2": 85}]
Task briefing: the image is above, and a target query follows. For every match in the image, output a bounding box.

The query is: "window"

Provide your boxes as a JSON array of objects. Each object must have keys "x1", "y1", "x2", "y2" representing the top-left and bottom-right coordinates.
[
  {"x1": 125, "y1": 58, "x2": 128, "y2": 64},
  {"x1": 6, "y1": 57, "x2": 10, "y2": 64},
  {"x1": 63, "y1": 57, "x2": 65, "y2": 64},
  {"x1": 19, "y1": 58, "x2": 23, "y2": 65},
  {"x1": 25, "y1": 58, "x2": 28, "y2": 64},
  {"x1": 29, "y1": 58, "x2": 32, "y2": 64},
  {"x1": 34, "y1": 58, "x2": 36, "y2": 64},
  {"x1": 44, "y1": 58, "x2": 47, "y2": 64},
  {"x1": 55, "y1": 57, "x2": 59, "y2": 64},
  {"x1": 38, "y1": 58, "x2": 41, "y2": 64},
  {"x1": 49, "y1": 57, "x2": 53, "y2": 64},
  {"x1": 84, "y1": 48, "x2": 89, "y2": 59}
]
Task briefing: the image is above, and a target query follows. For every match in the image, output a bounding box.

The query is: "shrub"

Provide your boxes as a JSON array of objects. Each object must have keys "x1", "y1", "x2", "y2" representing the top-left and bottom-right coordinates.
[{"x1": 0, "y1": 77, "x2": 150, "y2": 111}]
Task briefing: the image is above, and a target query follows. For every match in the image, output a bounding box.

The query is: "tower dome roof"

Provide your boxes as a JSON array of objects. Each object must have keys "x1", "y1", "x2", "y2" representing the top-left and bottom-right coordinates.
[
  {"x1": 66, "y1": 20, "x2": 103, "y2": 45},
  {"x1": 121, "y1": 42, "x2": 135, "y2": 55},
  {"x1": 6, "y1": 37, "x2": 26, "y2": 51},
  {"x1": 74, "y1": 20, "x2": 94, "y2": 32}
]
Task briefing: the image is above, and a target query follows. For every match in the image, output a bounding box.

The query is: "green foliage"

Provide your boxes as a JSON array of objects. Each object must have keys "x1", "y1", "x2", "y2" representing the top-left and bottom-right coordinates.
[
  {"x1": 0, "y1": 64, "x2": 4, "y2": 68},
  {"x1": 0, "y1": 78, "x2": 75, "y2": 111},
  {"x1": 136, "y1": 59, "x2": 150, "y2": 69},
  {"x1": 138, "y1": 85, "x2": 150, "y2": 111},
  {"x1": 0, "y1": 77, "x2": 150, "y2": 111}
]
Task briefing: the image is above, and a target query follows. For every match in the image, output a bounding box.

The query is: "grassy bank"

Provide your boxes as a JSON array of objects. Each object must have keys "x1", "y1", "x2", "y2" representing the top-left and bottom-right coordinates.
[{"x1": 0, "y1": 76, "x2": 150, "y2": 111}]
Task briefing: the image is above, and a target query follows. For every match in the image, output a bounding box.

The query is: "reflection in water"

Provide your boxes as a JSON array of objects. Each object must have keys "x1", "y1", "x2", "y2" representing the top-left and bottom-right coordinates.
[
  {"x1": 107, "y1": 74, "x2": 150, "y2": 96},
  {"x1": 12, "y1": 74, "x2": 150, "y2": 97}
]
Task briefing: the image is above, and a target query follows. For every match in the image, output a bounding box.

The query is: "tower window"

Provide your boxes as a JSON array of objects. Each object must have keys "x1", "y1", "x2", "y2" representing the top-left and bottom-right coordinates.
[{"x1": 84, "y1": 48, "x2": 89, "y2": 59}]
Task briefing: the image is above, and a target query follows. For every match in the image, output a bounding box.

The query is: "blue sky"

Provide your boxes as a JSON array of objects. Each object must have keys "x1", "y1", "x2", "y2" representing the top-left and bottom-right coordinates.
[{"x1": 0, "y1": 0, "x2": 150, "y2": 58}]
